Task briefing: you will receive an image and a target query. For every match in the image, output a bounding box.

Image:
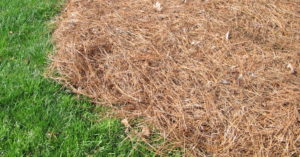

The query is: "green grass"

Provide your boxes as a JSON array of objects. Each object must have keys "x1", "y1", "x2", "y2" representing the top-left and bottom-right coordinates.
[{"x1": 0, "y1": 0, "x2": 154, "y2": 156}]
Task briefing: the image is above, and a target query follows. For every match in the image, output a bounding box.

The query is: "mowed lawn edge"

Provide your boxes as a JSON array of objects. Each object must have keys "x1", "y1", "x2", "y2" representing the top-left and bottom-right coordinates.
[{"x1": 0, "y1": 0, "x2": 153, "y2": 156}]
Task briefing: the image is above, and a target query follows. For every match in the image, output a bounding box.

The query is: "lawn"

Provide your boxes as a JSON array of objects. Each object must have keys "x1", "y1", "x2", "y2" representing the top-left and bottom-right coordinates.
[{"x1": 0, "y1": 0, "x2": 153, "y2": 156}]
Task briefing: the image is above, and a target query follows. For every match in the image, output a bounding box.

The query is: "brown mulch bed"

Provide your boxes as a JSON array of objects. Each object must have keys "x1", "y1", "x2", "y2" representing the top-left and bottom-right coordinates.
[{"x1": 48, "y1": 0, "x2": 300, "y2": 156}]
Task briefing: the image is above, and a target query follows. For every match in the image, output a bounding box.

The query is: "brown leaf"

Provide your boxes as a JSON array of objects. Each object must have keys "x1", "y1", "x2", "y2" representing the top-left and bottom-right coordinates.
[
  {"x1": 141, "y1": 125, "x2": 151, "y2": 137},
  {"x1": 121, "y1": 118, "x2": 131, "y2": 128}
]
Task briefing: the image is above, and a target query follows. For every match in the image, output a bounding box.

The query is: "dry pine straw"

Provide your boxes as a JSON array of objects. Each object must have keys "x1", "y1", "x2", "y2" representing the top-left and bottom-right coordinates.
[{"x1": 48, "y1": 0, "x2": 300, "y2": 156}]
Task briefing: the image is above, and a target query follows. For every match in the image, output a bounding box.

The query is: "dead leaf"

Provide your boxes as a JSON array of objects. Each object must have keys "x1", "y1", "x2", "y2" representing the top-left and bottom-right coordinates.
[
  {"x1": 287, "y1": 63, "x2": 296, "y2": 74},
  {"x1": 225, "y1": 31, "x2": 231, "y2": 40},
  {"x1": 121, "y1": 118, "x2": 131, "y2": 128},
  {"x1": 141, "y1": 125, "x2": 151, "y2": 137},
  {"x1": 153, "y1": 2, "x2": 163, "y2": 12}
]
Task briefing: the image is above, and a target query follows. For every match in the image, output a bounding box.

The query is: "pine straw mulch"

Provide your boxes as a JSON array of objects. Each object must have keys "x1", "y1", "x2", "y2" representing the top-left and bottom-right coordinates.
[{"x1": 48, "y1": 0, "x2": 300, "y2": 156}]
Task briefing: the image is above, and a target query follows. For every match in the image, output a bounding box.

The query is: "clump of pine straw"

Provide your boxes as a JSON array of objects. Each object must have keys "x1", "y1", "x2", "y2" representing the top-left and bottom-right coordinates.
[{"x1": 49, "y1": 0, "x2": 300, "y2": 156}]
